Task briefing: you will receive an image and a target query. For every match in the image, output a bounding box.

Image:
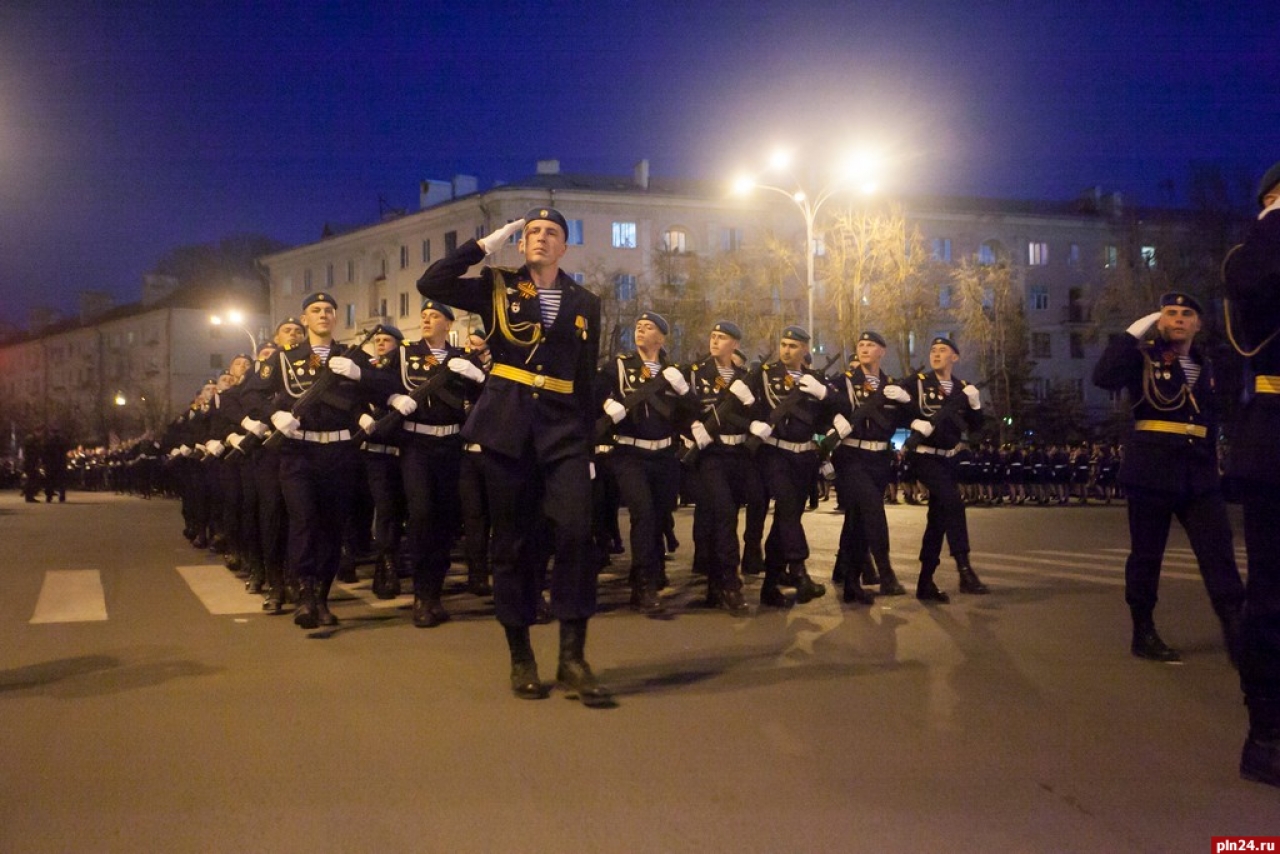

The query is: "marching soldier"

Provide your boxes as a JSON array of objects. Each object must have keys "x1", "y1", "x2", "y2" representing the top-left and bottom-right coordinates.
[
  {"x1": 901, "y1": 337, "x2": 989, "y2": 602},
  {"x1": 354, "y1": 324, "x2": 408, "y2": 601},
  {"x1": 1092, "y1": 293, "x2": 1244, "y2": 663},
  {"x1": 600, "y1": 311, "x2": 692, "y2": 614},
  {"x1": 418, "y1": 207, "x2": 609, "y2": 705},
  {"x1": 746, "y1": 325, "x2": 834, "y2": 608}
]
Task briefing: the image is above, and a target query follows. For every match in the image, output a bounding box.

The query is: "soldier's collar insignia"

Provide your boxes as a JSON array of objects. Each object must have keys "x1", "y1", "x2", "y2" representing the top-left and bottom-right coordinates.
[{"x1": 517, "y1": 281, "x2": 538, "y2": 300}]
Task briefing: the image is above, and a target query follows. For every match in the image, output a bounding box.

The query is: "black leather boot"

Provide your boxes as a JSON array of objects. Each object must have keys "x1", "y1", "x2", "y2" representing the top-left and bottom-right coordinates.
[
  {"x1": 1242, "y1": 698, "x2": 1280, "y2": 788},
  {"x1": 916, "y1": 563, "x2": 949, "y2": 603},
  {"x1": 293, "y1": 578, "x2": 319, "y2": 629},
  {"x1": 629, "y1": 579, "x2": 664, "y2": 615},
  {"x1": 790, "y1": 562, "x2": 826, "y2": 603},
  {"x1": 315, "y1": 577, "x2": 339, "y2": 627},
  {"x1": 505, "y1": 625, "x2": 546, "y2": 700},
  {"x1": 956, "y1": 555, "x2": 990, "y2": 594},
  {"x1": 707, "y1": 584, "x2": 749, "y2": 616},
  {"x1": 876, "y1": 558, "x2": 906, "y2": 596},
  {"x1": 412, "y1": 593, "x2": 449, "y2": 628},
  {"x1": 842, "y1": 577, "x2": 875, "y2": 605},
  {"x1": 556, "y1": 619, "x2": 613, "y2": 708},
  {"x1": 1131, "y1": 616, "x2": 1180, "y2": 662}
]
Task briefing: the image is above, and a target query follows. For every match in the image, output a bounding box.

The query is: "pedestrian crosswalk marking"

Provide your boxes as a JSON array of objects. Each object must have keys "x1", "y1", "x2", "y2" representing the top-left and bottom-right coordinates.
[
  {"x1": 334, "y1": 582, "x2": 412, "y2": 609},
  {"x1": 175, "y1": 566, "x2": 264, "y2": 615},
  {"x1": 30, "y1": 570, "x2": 108, "y2": 624},
  {"x1": 1012, "y1": 551, "x2": 1202, "y2": 582}
]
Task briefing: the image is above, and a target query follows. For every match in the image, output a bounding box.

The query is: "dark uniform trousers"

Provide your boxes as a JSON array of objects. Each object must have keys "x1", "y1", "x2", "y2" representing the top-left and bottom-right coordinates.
[
  {"x1": 238, "y1": 452, "x2": 263, "y2": 573},
  {"x1": 834, "y1": 446, "x2": 893, "y2": 573},
  {"x1": 913, "y1": 453, "x2": 970, "y2": 566},
  {"x1": 459, "y1": 446, "x2": 490, "y2": 582},
  {"x1": 692, "y1": 448, "x2": 764, "y2": 591},
  {"x1": 279, "y1": 441, "x2": 357, "y2": 585},
  {"x1": 400, "y1": 434, "x2": 462, "y2": 597},
  {"x1": 760, "y1": 446, "x2": 819, "y2": 567},
  {"x1": 612, "y1": 445, "x2": 681, "y2": 589},
  {"x1": 1241, "y1": 483, "x2": 1280, "y2": 690},
  {"x1": 362, "y1": 449, "x2": 404, "y2": 562},
  {"x1": 479, "y1": 449, "x2": 596, "y2": 627},
  {"x1": 253, "y1": 448, "x2": 288, "y2": 589}
]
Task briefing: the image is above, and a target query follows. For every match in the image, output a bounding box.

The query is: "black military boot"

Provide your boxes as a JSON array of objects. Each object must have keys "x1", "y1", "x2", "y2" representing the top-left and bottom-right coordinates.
[
  {"x1": 630, "y1": 573, "x2": 664, "y2": 615},
  {"x1": 789, "y1": 562, "x2": 826, "y2": 604},
  {"x1": 956, "y1": 555, "x2": 990, "y2": 594},
  {"x1": 707, "y1": 584, "x2": 750, "y2": 617},
  {"x1": 556, "y1": 619, "x2": 613, "y2": 708},
  {"x1": 916, "y1": 563, "x2": 949, "y2": 603},
  {"x1": 315, "y1": 577, "x2": 339, "y2": 627},
  {"x1": 831, "y1": 551, "x2": 847, "y2": 585},
  {"x1": 504, "y1": 625, "x2": 546, "y2": 700},
  {"x1": 293, "y1": 578, "x2": 319, "y2": 629},
  {"x1": 1241, "y1": 698, "x2": 1280, "y2": 788},
  {"x1": 336, "y1": 546, "x2": 358, "y2": 584},
  {"x1": 759, "y1": 567, "x2": 791, "y2": 608},
  {"x1": 245, "y1": 561, "x2": 265, "y2": 595},
  {"x1": 842, "y1": 576, "x2": 875, "y2": 605},
  {"x1": 412, "y1": 594, "x2": 449, "y2": 628},
  {"x1": 876, "y1": 557, "x2": 907, "y2": 596},
  {"x1": 1131, "y1": 615, "x2": 1180, "y2": 662},
  {"x1": 370, "y1": 555, "x2": 397, "y2": 600},
  {"x1": 466, "y1": 565, "x2": 493, "y2": 597}
]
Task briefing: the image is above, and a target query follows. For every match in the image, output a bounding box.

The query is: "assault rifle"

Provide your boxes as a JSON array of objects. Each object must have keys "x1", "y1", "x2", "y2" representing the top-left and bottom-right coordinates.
[
  {"x1": 902, "y1": 375, "x2": 981, "y2": 453},
  {"x1": 814, "y1": 367, "x2": 915, "y2": 456},
  {"x1": 351, "y1": 352, "x2": 473, "y2": 445},
  {"x1": 262, "y1": 328, "x2": 377, "y2": 450},
  {"x1": 744, "y1": 351, "x2": 843, "y2": 452},
  {"x1": 594, "y1": 364, "x2": 683, "y2": 444}
]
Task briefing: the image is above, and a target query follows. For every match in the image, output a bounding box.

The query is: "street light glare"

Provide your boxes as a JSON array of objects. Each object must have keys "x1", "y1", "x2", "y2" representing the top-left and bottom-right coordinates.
[
  {"x1": 768, "y1": 150, "x2": 792, "y2": 172},
  {"x1": 209, "y1": 315, "x2": 224, "y2": 326},
  {"x1": 731, "y1": 175, "x2": 756, "y2": 196},
  {"x1": 843, "y1": 149, "x2": 882, "y2": 184},
  {"x1": 227, "y1": 310, "x2": 244, "y2": 325}
]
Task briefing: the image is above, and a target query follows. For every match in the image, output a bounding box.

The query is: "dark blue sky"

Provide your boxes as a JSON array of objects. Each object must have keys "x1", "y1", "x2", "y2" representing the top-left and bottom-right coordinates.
[{"x1": 1, "y1": 0, "x2": 1276, "y2": 327}]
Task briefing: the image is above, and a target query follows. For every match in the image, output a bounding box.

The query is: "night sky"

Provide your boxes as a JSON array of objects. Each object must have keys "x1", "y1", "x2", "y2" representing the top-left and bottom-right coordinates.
[{"x1": 1, "y1": 0, "x2": 1277, "y2": 327}]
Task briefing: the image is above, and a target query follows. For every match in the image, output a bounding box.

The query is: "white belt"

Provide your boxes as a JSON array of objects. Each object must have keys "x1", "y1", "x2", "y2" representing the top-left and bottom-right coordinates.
[
  {"x1": 362, "y1": 443, "x2": 400, "y2": 456},
  {"x1": 403, "y1": 422, "x2": 461, "y2": 438},
  {"x1": 615, "y1": 436, "x2": 673, "y2": 451},
  {"x1": 594, "y1": 444, "x2": 614, "y2": 455},
  {"x1": 300, "y1": 430, "x2": 352, "y2": 444},
  {"x1": 718, "y1": 434, "x2": 746, "y2": 445},
  {"x1": 841, "y1": 439, "x2": 889, "y2": 452},
  {"x1": 765, "y1": 437, "x2": 816, "y2": 453},
  {"x1": 914, "y1": 445, "x2": 957, "y2": 458},
  {"x1": 464, "y1": 443, "x2": 483, "y2": 453}
]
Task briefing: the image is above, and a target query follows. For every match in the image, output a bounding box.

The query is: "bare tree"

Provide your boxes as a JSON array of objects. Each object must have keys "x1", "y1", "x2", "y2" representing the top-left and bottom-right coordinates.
[{"x1": 950, "y1": 259, "x2": 1032, "y2": 443}]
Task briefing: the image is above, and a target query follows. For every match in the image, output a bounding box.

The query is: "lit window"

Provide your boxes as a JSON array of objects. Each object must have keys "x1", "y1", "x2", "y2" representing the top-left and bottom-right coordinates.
[
  {"x1": 1141, "y1": 245, "x2": 1157, "y2": 268},
  {"x1": 1028, "y1": 241, "x2": 1049, "y2": 266},
  {"x1": 932, "y1": 238, "x2": 951, "y2": 262},
  {"x1": 1068, "y1": 243, "x2": 1080, "y2": 266},
  {"x1": 566, "y1": 220, "x2": 585, "y2": 245},
  {"x1": 662, "y1": 229, "x2": 687, "y2": 253},
  {"x1": 1029, "y1": 285, "x2": 1049, "y2": 311},
  {"x1": 614, "y1": 274, "x2": 637, "y2": 301},
  {"x1": 612, "y1": 222, "x2": 637, "y2": 249},
  {"x1": 1104, "y1": 245, "x2": 1118, "y2": 269},
  {"x1": 977, "y1": 244, "x2": 996, "y2": 265}
]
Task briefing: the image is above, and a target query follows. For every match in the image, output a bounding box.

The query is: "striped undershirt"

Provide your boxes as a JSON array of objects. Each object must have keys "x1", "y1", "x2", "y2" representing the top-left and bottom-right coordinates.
[
  {"x1": 939, "y1": 379, "x2": 954, "y2": 395},
  {"x1": 717, "y1": 366, "x2": 736, "y2": 385},
  {"x1": 313, "y1": 344, "x2": 331, "y2": 361},
  {"x1": 538, "y1": 288, "x2": 562, "y2": 327},
  {"x1": 865, "y1": 375, "x2": 880, "y2": 390},
  {"x1": 1178, "y1": 355, "x2": 1200, "y2": 387},
  {"x1": 642, "y1": 359, "x2": 662, "y2": 377}
]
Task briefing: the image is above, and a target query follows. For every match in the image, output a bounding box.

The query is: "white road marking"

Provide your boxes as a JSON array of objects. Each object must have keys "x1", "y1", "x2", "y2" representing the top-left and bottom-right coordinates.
[
  {"x1": 175, "y1": 565, "x2": 264, "y2": 615},
  {"x1": 30, "y1": 570, "x2": 108, "y2": 624}
]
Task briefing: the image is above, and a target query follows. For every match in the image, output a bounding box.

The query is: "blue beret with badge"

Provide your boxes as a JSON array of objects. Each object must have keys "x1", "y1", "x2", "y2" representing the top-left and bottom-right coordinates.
[
  {"x1": 1159, "y1": 291, "x2": 1203, "y2": 315},
  {"x1": 859, "y1": 330, "x2": 887, "y2": 348},
  {"x1": 781, "y1": 325, "x2": 811, "y2": 343},
  {"x1": 712, "y1": 319, "x2": 742, "y2": 340},
  {"x1": 276, "y1": 316, "x2": 303, "y2": 331},
  {"x1": 420, "y1": 299, "x2": 455, "y2": 321},
  {"x1": 637, "y1": 311, "x2": 669, "y2": 336},
  {"x1": 523, "y1": 206, "x2": 569, "y2": 236},
  {"x1": 302, "y1": 292, "x2": 337, "y2": 310},
  {"x1": 373, "y1": 323, "x2": 404, "y2": 341},
  {"x1": 932, "y1": 336, "x2": 959, "y2": 355}
]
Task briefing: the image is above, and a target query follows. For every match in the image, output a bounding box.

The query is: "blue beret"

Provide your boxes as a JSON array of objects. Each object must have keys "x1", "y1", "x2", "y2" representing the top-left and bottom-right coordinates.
[
  {"x1": 373, "y1": 324, "x2": 404, "y2": 341},
  {"x1": 711, "y1": 319, "x2": 742, "y2": 340},
  {"x1": 523, "y1": 206, "x2": 569, "y2": 236},
  {"x1": 1160, "y1": 291, "x2": 1203, "y2": 315},
  {"x1": 932, "y1": 336, "x2": 959, "y2": 355},
  {"x1": 636, "y1": 311, "x2": 669, "y2": 336},
  {"x1": 276, "y1": 316, "x2": 303, "y2": 331},
  {"x1": 302, "y1": 292, "x2": 336, "y2": 310},
  {"x1": 781, "y1": 325, "x2": 811, "y2": 343},
  {"x1": 420, "y1": 299, "x2": 455, "y2": 321},
  {"x1": 859, "y1": 330, "x2": 887, "y2": 348},
  {"x1": 1257, "y1": 161, "x2": 1280, "y2": 207}
]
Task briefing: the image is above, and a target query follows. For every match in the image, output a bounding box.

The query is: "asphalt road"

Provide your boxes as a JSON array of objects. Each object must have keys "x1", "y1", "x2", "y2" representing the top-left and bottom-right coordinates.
[{"x1": 1, "y1": 489, "x2": 1275, "y2": 852}]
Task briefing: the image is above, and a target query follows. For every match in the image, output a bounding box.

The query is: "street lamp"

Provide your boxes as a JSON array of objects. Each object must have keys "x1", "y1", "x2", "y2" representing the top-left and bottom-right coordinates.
[
  {"x1": 733, "y1": 149, "x2": 882, "y2": 350},
  {"x1": 210, "y1": 310, "x2": 258, "y2": 354}
]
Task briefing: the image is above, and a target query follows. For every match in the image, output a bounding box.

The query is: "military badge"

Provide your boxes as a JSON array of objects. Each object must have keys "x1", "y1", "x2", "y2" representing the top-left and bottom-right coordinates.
[
  {"x1": 259, "y1": 364, "x2": 273, "y2": 379},
  {"x1": 641, "y1": 365, "x2": 652, "y2": 380},
  {"x1": 307, "y1": 353, "x2": 322, "y2": 371},
  {"x1": 518, "y1": 281, "x2": 538, "y2": 300}
]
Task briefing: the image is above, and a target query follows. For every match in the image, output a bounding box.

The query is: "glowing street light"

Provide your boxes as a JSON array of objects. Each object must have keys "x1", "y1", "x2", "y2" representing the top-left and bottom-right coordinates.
[
  {"x1": 210, "y1": 311, "x2": 258, "y2": 354},
  {"x1": 113, "y1": 392, "x2": 127, "y2": 407}
]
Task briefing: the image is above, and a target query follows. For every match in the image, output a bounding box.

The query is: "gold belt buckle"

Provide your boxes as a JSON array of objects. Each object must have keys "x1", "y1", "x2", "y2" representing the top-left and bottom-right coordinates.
[{"x1": 532, "y1": 375, "x2": 546, "y2": 388}]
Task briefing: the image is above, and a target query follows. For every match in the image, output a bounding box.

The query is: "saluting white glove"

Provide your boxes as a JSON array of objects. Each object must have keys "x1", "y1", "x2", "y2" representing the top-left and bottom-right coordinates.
[
  {"x1": 358, "y1": 413, "x2": 376, "y2": 432},
  {"x1": 241, "y1": 416, "x2": 268, "y2": 438},
  {"x1": 749, "y1": 420, "x2": 773, "y2": 440},
  {"x1": 661, "y1": 366, "x2": 690, "y2": 395},
  {"x1": 883, "y1": 385, "x2": 910, "y2": 403},
  {"x1": 962, "y1": 384, "x2": 981, "y2": 410},
  {"x1": 271, "y1": 411, "x2": 302, "y2": 438},
  {"x1": 328, "y1": 356, "x2": 361, "y2": 381},
  {"x1": 910, "y1": 419, "x2": 934, "y2": 437},
  {"x1": 832, "y1": 413, "x2": 853, "y2": 439},
  {"x1": 729, "y1": 379, "x2": 755, "y2": 406},
  {"x1": 226, "y1": 434, "x2": 244, "y2": 451},
  {"x1": 205, "y1": 439, "x2": 225, "y2": 457},
  {"x1": 797, "y1": 374, "x2": 829, "y2": 400},
  {"x1": 388, "y1": 394, "x2": 418, "y2": 417},
  {"x1": 447, "y1": 357, "x2": 485, "y2": 384},
  {"x1": 691, "y1": 421, "x2": 713, "y2": 449},
  {"x1": 603, "y1": 398, "x2": 627, "y2": 424},
  {"x1": 478, "y1": 218, "x2": 526, "y2": 254},
  {"x1": 1126, "y1": 311, "x2": 1162, "y2": 339}
]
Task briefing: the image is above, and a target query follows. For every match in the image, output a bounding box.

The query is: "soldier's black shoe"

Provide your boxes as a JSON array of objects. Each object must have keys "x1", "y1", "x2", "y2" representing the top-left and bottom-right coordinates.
[
  {"x1": 412, "y1": 596, "x2": 449, "y2": 628},
  {"x1": 842, "y1": 582, "x2": 876, "y2": 605},
  {"x1": 337, "y1": 556, "x2": 358, "y2": 584},
  {"x1": 789, "y1": 564, "x2": 826, "y2": 603},
  {"x1": 557, "y1": 619, "x2": 614, "y2": 708},
  {"x1": 263, "y1": 587, "x2": 284, "y2": 614},
  {"x1": 759, "y1": 585, "x2": 791, "y2": 609},
  {"x1": 664, "y1": 530, "x2": 680, "y2": 553},
  {"x1": 957, "y1": 563, "x2": 990, "y2": 594},
  {"x1": 511, "y1": 660, "x2": 547, "y2": 700},
  {"x1": 630, "y1": 586, "x2": 664, "y2": 615},
  {"x1": 294, "y1": 585, "x2": 319, "y2": 629},
  {"x1": 707, "y1": 586, "x2": 750, "y2": 616},
  {"x1": 878, "y1": 565, "x2": 907, "y2": 596},
  {"x1": 467, "y1": 574, "x2": 493, "y2": 597},
  {"x1": 916, "y1": 582, "x2": 950, "y2": 604},
  {"x1": 371, "y1": 558, "x2": 399, "y2": 600},
  {"x1": 191, "y1": 534, "x2": 208, "y2": 550},
  {"x1": 1131, "y1": 625, "x2": 1180, "y2": 662}
]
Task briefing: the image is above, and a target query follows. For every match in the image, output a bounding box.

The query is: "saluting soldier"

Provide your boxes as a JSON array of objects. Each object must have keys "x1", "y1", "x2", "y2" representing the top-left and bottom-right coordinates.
[
  {"x1": 1092, "y1": 292, "x2": 1244, "y2": 664},
  {"x1": 828, "y1": 331, "x2": 910, "y2": 603},
  {"x1": 746, "y1": 325, "x2": 834, "y2": 607},
  {"x1": 682, "y1": 320, "x2": 760, "y2": 616},
  {"x1": 901, "y1": 337, "x2": 989, "y2": 602},
  {"x1": 600, "y1": 311, "x2": 693, "y2": 615},
  {"x1": 418, "y1": 207, "x2": 609, "y2": 705}
]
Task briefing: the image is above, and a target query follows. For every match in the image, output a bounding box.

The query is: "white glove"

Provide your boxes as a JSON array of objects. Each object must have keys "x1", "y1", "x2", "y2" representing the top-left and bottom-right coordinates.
[
  {"x1": 205, "y1": 440, "x2": 225, "y2": 457},
  {"x1": 448, "y1": 357, "x2": 485, "y2": 384},
  {"x1": 589, "y1": 462, "x2": 596, "y2": 481},
  {"x1": 179, "y1": 444, "x2": 192, "y2": 457},
  {"x1": 661, "y1": 366, "x2": 689, "y2": 395},
  {"x1": 910, "y1": 419, "x2": 934, "y2": 438},
  {"x1": 241, "y1": 416, "x2": 268, "y2": 438},
  {"x1": 1126, "y1": 311, "x2": 1162, "y2": 339},
  {"x1": 691, "y1": 421, "x2": 712, "y2": 449},
  {"x1": 358, "y1": 413, "x2": 376, "y2": 432},
  {"x1": 797, "y1": 374, "x2": 828, "y2": 400},
  {"x1": 832, "y1": 413, "x2": 853, "y2": 439},
  {"x1": 226, "y1": 434, "x2": 244, "y2": 451},
  {"x1": 271, "y1": 411, "x2": 302, "y2": 438},
  {"x1": 168, "y1": 447, "x2": 181, "y2": 459},
  {"x1": 603, "y1": 398, "x2": 627, "y2": 424},
  {"x1": 883, "y1": 385, "x2": 910, "y2": 403},
  {"x1": 479, "y1": 218, "x2": 526, "y2": 254},
  {"x1": 388, "y1": 394, "x2": 418, "y2": 416},
  {"x1": 820, "y1": 460, "x2": 836, "y2": 481},
  {"x1": 1260, "y1": 198, "x2": 1280, "y2": 221},
  {"x1": 729, "y1": 379, "x2": 755, "y2": 406},
  {"x1": 328, "y1": 356, "x2": 361, "y2": 381},
  {"x1": 962, "y1": 385, "x2": 981, "y2": 410},
  {"x1": 749, "y1": 421, "x2": 773, "y2": 440}
]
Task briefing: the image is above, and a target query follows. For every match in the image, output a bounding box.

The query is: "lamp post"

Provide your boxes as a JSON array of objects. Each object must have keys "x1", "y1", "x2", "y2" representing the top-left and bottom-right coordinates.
[
  {"x1": 733, "y1": 150, "x2": 880, "y2": 351},
  {"x1": 210, "y1": 310, "x2": 258, "y2": 354}
]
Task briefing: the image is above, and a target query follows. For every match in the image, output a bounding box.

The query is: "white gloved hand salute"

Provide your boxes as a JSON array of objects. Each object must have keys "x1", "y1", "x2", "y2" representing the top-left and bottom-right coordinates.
[
  {"x1": 478, "y1": 219, "x2": 526, "y2": 254},
  {"x1": 883, "y1": 385, "x2": 910, "y2": 403},
  {"x1": 448, "y1": 357, "x2": 485, "y2": 384},
  {"x1": 797, "y1": 374, "x2": 828, "y2": 400},
  {"x1": 910, "y1": 418, "x2": 934, "y2": 437},
  {"x1": 327, "y1": 356, "x2": 360, "y2": 381},
  {"x1": 728, "y1": 379, "x2": 755, "y2": 406},
  {"x1": 603, "y1": 399, "x2": 626, "y2": 424},
  {"x1": 962, "y1": 384, "x2": 981, "y2": 410},
  {"x1": 1126, "y1": 311, "x2": 1163, "y2": 339},
  {"x1": 661, "y1": 366, "x2": 689, "y2": 395}
]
